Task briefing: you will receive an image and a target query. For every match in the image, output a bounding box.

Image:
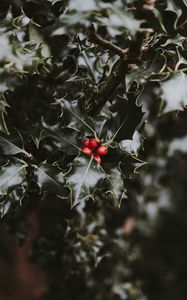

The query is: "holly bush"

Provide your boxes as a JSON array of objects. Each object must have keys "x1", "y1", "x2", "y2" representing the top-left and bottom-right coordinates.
[{"x1": 1, "y1": 0, "x2": 187, "y2": 299}]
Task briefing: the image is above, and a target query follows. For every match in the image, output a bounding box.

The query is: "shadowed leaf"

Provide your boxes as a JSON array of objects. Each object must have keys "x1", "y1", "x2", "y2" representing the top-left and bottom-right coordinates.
[
  {"x1": 0, "y1": 158, "x2": 27, "y2": 197},
  {"x1": 65, "y1": 156, "x2": 105, "y2": 207},
  {"x1": 33, "y1": 162, "x2": 67, "y2": 196}
]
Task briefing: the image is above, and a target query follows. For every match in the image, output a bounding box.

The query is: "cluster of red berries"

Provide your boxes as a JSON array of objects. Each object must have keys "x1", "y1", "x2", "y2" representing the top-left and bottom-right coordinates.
[{"x1": 82, "y1": 138, "x2": 108, "y2": 164}]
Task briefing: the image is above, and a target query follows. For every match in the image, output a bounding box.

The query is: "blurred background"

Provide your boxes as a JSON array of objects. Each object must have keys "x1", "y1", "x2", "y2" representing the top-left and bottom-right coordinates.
[{"x1": 0, "y1": 0, "x2": 187, "y2": 299}]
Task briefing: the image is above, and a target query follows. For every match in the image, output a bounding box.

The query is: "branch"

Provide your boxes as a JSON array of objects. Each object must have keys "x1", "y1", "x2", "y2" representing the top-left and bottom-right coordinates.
[
  {"x1": 85, "y1": 58, "x2": 128, "y2": 116},
  {"x1": 86, "y1": 25, "x2": 129, "y2": 58},
  {"x1": 85, "y1": 27, "x2": 145, "y2": 116}
]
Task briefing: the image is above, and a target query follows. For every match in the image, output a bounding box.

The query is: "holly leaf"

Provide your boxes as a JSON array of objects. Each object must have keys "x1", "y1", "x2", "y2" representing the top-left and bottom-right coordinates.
[
  {"x1": 166, "y1": 0, "x2": 182, "y2": 16},
  {"x1": 0, "y1": 135, "x2": 29, "y2": 156},
  {"x1": 0, "y1": 99, "x2": 9, "y2": 135},
  {"x1": 47, "y1": 0, "x2": 59, "y2": 4},
  {"x1": 56, "y1": 98, "x2": 96, "y2": 136},
  {"x1": 119, "y1": 131, "x2": 143, "y2": 155},
  {"x1": 98, "y1": 3, "x2": 143, "y2": 36},
  {"x1": 126, "y1": 54, "x2": 167, "y2": 90},
  {"x1": 54, "y1": 127, "x2": 81, "y2": 155},
  {"x1": 100, "y1": 164, "x2": 126, "y2": 207},
  {"x1": 42, "y1": 117, "x2": 81, "y2": 155},
  {"x1": 159, "y1": 72, "x2": 187, "y2": 113},
  {"x1": 105, "y1": 93, "x2": 145, "y2": 142},
  {"x1": 65, "y1": 156, "x2": 105, "y2": 207},
  {"x1": 33, "y1": 162, "x2": 67, "y2": 196},
  {"x1": 0, "y1": 185, "x2": 26, "y2": 217},
  {"x1": 161, "y1": 34, "x2": 186, "y2": 48},
  {"x1": 0, "y1": 158, "x2": 27, "y2": 197},
  {"x1": 56, "y1": 98, "x2": 111, "y2": 141},
  {"x1": 120, "y1": 155, "x2": 147, "y2": 177},
  {"x1": 0, "y1": 11, "x2": 49, "y2": 93}
]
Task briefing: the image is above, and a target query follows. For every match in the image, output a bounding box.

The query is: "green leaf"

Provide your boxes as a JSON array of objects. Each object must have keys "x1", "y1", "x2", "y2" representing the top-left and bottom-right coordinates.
[
  {"x1": 0, "y1": 185, "x2": 27, "y2": 217},
  {"x1": 120, "y1": 155, "x2": 147, "y2": 177},
  {"x1": 55, "y1": 127, "x2": 81, "y2": 155},
  {"x1": 29, "y1": 23, "x2": 51, "y2": 58},
  {"x1": 55, "y1": 98, "x2": 111, "y2": 140},
  {"x1": 166, "y1": 0, "x2": 182, "y2": 15},
  {"x1": 33, "y1": 162, "x2": 67, "y2": 196},
  {"x1": 0, "y1": 11, "x2": 49, "y2": 93},
  {"x1": 126, "y1": 54, "x2": 167, "y2": 90},
  {"x1": 100, "y1": 164, "x2": 126, "y2": 207},
  {"x1": 65, "y1": 156, "x2": 105, "y2": 207},
  {"x1": 105, "y1": 94, "x2": 144, "y2": 142},
  {"x1": 160, "y1": 72, "x2": 187, "y2": 113},
  {"x1": 56, "y1": 98, "x2": 96, "y2": 136},
  {"x1": 0, "y1": 158, "x2": 27, "y2": 197},
  {"x1": 162, "y1": 34, "x2": 186, "y2": 48},
  {"x1": 0, "y1": 135, "x2": 29, "y2": 156},
  {"x1": 100, "y1": 5, "x2": 143, "y2": 36},
  {"x1": 42, "y1": 118, "x2": 81, "y2": 155},
  {"x1": 119, "y1": 131, "x2": 143, "y2": 155},
  {"x1": 0, "y1": 99, "x2": 9, "y2": 135}
]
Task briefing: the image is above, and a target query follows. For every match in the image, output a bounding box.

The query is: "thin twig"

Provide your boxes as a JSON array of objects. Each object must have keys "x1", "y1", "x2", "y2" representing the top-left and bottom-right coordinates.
[{"x1": 86, "y1": 24, "x2": 129, "y2": 58}]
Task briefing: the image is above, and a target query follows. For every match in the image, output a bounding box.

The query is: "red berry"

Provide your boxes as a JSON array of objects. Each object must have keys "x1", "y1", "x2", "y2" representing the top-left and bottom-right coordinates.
[
  {"x1": 89, "y1": 138, "x2": 99, "y2": 149},
  {"x1": 97, "y1": 146, "x2": 108, "y2": 156},
  {"x1": 83, "y1": 139, "x2": 90, "y2": 147},
  {"x1": 94, "y1": 155, "x2": 102, "y2": 164},
  {"x1": 82, "y1": 147, "x2": 92, "y2": 156}
]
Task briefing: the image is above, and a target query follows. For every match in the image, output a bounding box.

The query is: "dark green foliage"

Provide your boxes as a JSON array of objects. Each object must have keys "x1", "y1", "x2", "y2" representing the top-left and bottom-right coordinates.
[{"x1": 0, "y1": 0, "x2": 187, "y2": 299}]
